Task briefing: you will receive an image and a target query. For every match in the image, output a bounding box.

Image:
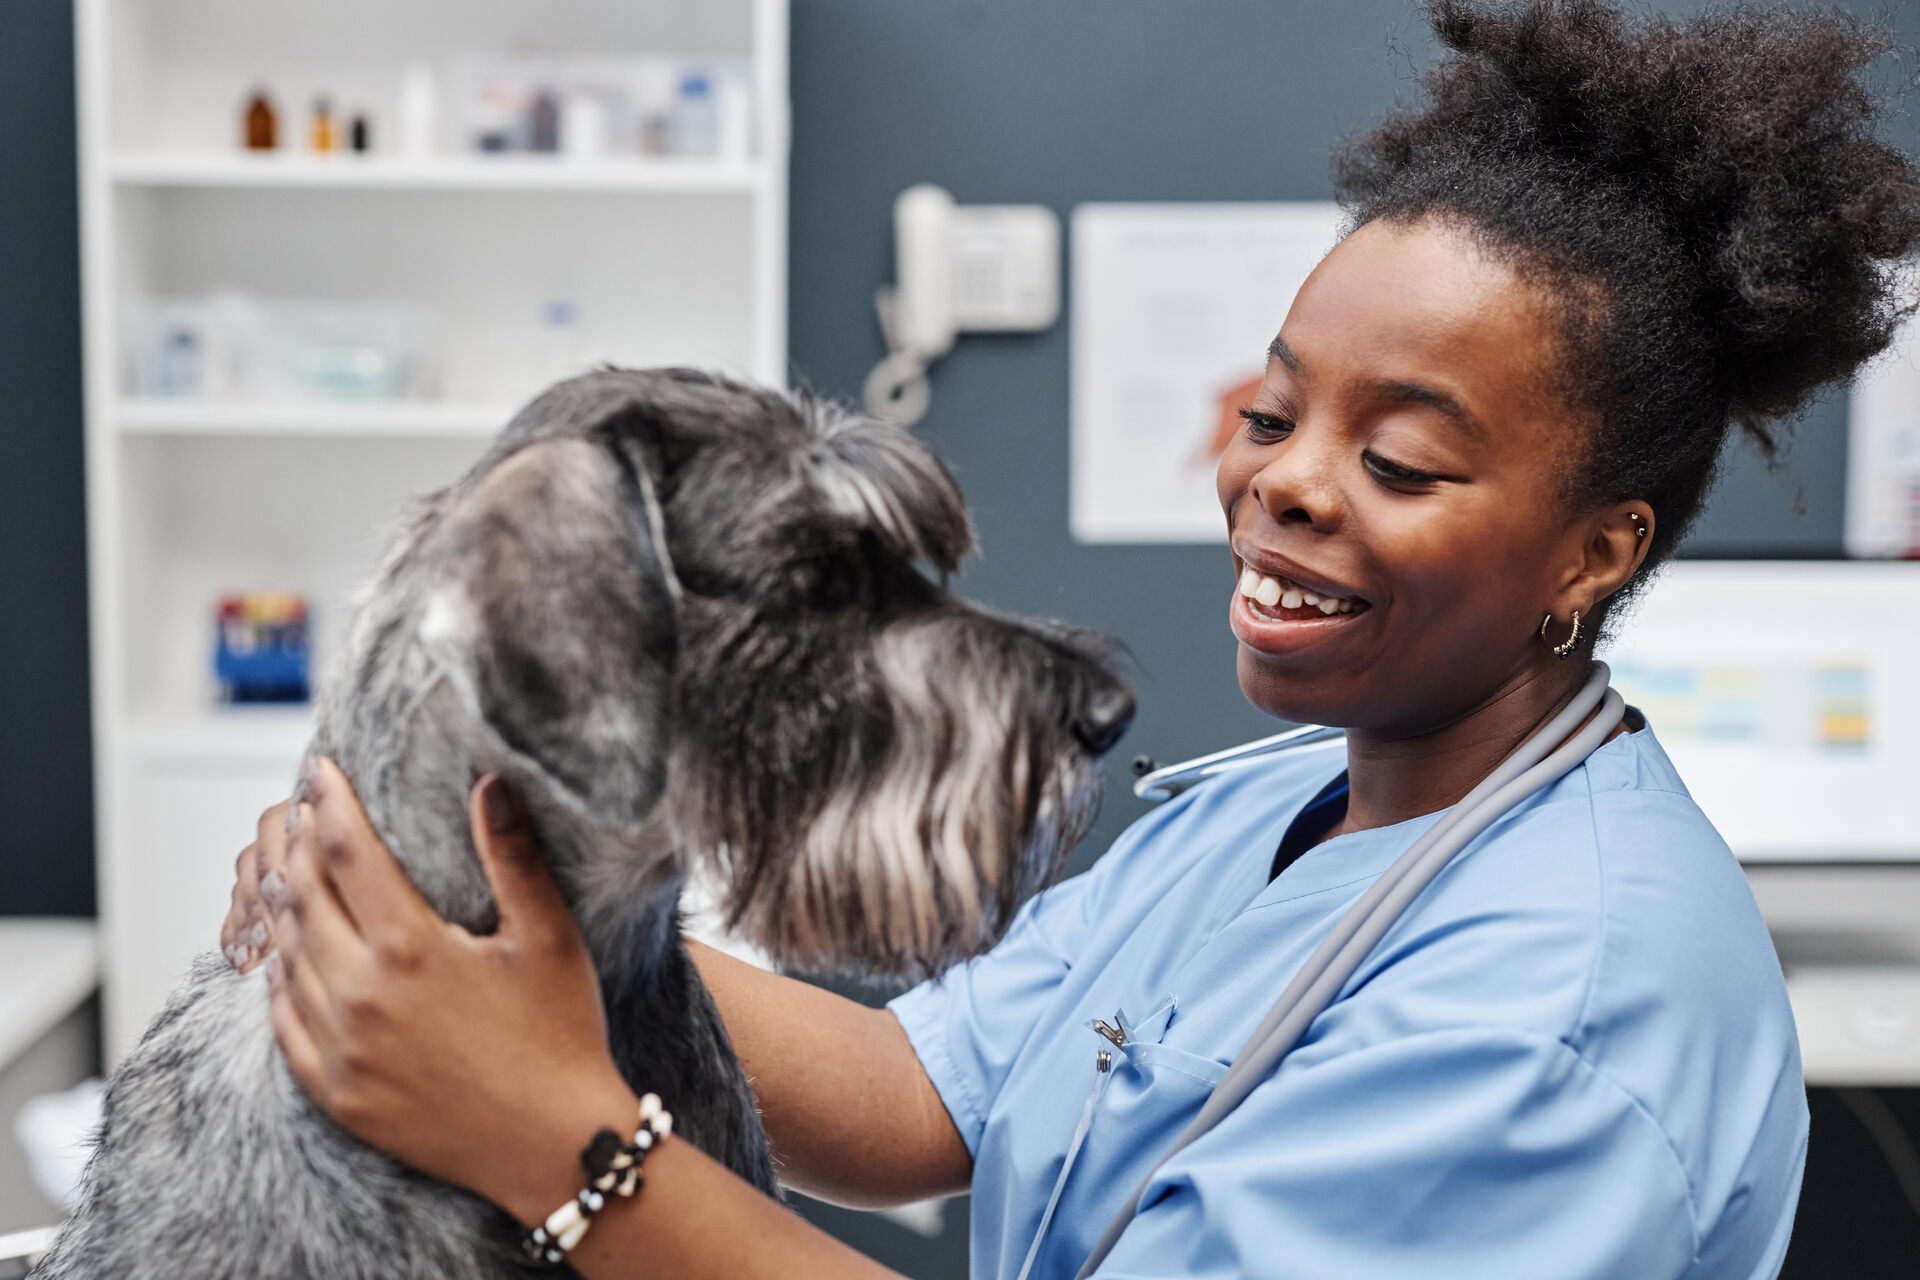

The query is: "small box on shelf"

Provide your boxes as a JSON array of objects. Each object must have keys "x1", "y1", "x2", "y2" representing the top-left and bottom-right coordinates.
[{"x1": 214, "y1": 593, "x2": 311, "y2": 705}]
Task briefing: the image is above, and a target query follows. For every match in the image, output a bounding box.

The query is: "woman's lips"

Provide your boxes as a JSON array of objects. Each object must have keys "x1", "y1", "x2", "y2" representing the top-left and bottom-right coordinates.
[{"x1": 1228, "y1": 567, "x2": 1371, "y2": 656}]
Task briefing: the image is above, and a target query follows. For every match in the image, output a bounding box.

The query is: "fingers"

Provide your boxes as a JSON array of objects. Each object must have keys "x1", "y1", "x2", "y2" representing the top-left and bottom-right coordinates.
[
  {"x1": 264, "y1": 940, "x2": 334, "y2": 1044},
  {"x1": 258, "y1": 800, "x2": 293, "y2": 912},
  {"x1": 223, "y1": 800, "x2": 292, "y2": 972},
  {"x1": 278, "y1": 802, "x2": 377, "y2": 982},
  {"x1": 301, "y1": 758, "x2": 437, "y2": 943},
  {"x1": 468, "y1": 774, "x2": 572, "y2": 943},
  {"x1": 264, "y1": 952, "x2": 326, "y2": 1098}
]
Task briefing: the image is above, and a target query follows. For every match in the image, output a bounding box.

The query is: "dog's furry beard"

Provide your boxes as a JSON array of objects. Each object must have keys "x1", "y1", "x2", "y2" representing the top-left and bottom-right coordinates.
[{"x1": 700, "y1": 619, "x2": 1107, "y2": 982}]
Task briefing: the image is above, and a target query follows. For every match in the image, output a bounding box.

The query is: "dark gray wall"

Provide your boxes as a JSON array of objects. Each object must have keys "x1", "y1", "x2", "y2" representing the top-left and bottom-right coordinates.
[{"x1": 0, "y1": 0, "x2": 94, "y2": 918}]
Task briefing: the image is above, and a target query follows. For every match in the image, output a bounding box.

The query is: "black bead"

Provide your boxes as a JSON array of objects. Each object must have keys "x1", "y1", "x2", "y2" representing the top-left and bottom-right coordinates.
[{"x1": 581, "y1": 1127, "x2": 627, "y2": 1178}]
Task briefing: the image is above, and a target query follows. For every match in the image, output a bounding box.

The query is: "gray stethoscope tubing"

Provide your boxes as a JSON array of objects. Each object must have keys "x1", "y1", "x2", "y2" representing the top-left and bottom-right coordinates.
[
  {"x1": 1073, "y1": 662, "x2": 1625, "y2": 1278},
  {"x1": 1132, "y1": 722, "x2": 1348, "y2": 802}
]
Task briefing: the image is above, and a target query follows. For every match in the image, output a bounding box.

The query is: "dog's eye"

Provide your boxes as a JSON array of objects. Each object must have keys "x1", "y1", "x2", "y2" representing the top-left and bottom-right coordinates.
[{"x1": 795, "y1": 559, "x2": 861, "y2": 610}]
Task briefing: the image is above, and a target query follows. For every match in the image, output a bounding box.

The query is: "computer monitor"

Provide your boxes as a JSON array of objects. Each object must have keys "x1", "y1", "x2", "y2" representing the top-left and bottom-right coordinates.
[{"x1": 1605, "y1": 560, "x2": 1920, "y2": 863}]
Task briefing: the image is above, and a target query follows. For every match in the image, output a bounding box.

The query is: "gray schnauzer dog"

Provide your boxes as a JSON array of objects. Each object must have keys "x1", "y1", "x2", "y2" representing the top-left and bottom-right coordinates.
[{"x1": 35, "y1": 368, "x2": 1132, "y2": 1278}]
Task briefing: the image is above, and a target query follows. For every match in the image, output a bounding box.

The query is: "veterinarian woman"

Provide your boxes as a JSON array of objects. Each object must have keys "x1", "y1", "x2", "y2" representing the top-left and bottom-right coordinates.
[{"x1": 222, "y1": 3, "x2": 1919, "y2": 1276}]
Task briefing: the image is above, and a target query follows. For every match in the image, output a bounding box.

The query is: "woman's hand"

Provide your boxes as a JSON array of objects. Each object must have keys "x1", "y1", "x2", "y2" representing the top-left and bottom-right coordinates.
[
  {"x1": 221, "y1": 799, "x2": 292, "y2": 973},
  {"x1": 264, "y1": 760, "x2": 638, "y2": 1221}
]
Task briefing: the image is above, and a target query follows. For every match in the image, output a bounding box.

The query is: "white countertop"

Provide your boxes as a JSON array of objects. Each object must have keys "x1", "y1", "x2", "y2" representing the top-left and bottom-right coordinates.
[{"x1": 0, "y1": 919, "x2": 98, "y2": 1070}]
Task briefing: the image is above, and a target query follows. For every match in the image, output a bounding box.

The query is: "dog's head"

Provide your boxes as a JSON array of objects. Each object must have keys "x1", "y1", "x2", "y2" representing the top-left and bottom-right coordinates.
[{"x1": 322, "y1": 368, "x2": 1131, "y2": 981}]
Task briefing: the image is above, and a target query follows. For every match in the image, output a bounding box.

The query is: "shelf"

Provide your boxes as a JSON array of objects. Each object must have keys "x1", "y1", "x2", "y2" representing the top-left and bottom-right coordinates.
[
  {"x1": 116, "y1": 398, "x2": 517, "y2": 438},
  {"x1": 124, "y1": 707, "x2": 316, "y2": 766},
  {"x1": 82, "y1": 0, "x2": 789, "y2": 1060},
  {"x1": 108, "y1": 150, "x2": 765, "y2": 194}
]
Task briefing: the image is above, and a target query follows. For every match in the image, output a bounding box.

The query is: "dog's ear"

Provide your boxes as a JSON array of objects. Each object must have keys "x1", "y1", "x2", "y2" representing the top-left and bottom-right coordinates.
[
  {"x1": 419, "y1": 435, "x2": 677, "y2": 828},
  {"x1": 807, "y1": 410, "x2": 976, "y2": 575},
  {"x1": 495, "y1": 366, "x2": 761, "y2": 486}
]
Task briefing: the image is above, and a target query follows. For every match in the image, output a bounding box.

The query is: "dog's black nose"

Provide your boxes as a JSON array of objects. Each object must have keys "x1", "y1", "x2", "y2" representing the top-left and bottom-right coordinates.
[{"x1": 1073, "y1": 687, "x2": 1136, "y2": 757}]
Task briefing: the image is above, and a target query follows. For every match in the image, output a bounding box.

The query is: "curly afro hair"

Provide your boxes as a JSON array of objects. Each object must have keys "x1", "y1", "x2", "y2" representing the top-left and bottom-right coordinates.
[{"x1": 1334, "y1": 0, "x2": 1920, "y2": 637}]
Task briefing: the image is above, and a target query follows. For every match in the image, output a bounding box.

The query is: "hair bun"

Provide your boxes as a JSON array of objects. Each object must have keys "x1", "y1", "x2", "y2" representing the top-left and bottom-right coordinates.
[{"x1": 1367, "y1": 0, "x2": 1920, "y2": 426}]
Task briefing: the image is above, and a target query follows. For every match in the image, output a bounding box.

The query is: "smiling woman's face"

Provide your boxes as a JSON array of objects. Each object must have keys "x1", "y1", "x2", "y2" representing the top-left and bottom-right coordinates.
[{"x1": 1218, "y1": 216, "x2": 1599, "y2": 737}]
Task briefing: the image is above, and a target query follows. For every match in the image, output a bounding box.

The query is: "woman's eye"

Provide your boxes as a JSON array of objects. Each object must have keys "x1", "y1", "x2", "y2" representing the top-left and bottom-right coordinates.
[
  {"x1": 1237, "y1": 408, "x2": 1295, "y2": 442},
  {"x1": 1363, "y1": 450, "x2": 1442, "y2": 487}
]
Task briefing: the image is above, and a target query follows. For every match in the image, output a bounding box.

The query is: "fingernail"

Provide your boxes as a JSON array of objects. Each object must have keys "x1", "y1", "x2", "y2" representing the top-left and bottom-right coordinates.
[
  {"x1": 260, "y1": 868, "x2": 287, "y2": 911},
  {"x1": 264, "y1": 953, "x2": 284, "y2": 989},
  {"x1": 481, "y1": 775, "x2": 524, "y2": 834},
  {"x1": 283, "y1": 801, "x2": 300, "y2": 839},
  {"x1": 225, "y1": 943, "x2": 249, "y2": 970},
  {"x1": 249, "y1": 919, "x2": 271, "y2": 949}
]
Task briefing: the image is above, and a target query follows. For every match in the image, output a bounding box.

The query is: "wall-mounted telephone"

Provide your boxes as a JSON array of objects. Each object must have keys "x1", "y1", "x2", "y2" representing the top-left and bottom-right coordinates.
[{"x1": 864, "y1": 184, "x2": 1061, "y2": 425}]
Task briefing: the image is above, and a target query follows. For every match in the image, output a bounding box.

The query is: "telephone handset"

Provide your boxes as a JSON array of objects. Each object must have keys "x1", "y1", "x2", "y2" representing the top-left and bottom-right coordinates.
[{"x1": 865, "y1": 184, "x2": 1061, "y2": 425}]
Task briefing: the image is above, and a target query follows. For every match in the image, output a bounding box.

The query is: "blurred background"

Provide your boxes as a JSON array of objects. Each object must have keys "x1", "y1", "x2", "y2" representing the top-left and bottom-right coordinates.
[{"x1": 0, "y1": 0, "x2": 1916, "y2": 1274}]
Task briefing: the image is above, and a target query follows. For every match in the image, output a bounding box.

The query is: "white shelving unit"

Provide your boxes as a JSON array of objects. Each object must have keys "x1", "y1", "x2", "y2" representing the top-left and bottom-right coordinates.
[
  {"x1": 75, "y1": 0, "x2": 790, "y2": 1061},
  {"x1": 107, "y1": 150, "x2": 767, "y2": 193},
  {"x1": 115, "y1": 397, "x2": 514, "y2": 437}
]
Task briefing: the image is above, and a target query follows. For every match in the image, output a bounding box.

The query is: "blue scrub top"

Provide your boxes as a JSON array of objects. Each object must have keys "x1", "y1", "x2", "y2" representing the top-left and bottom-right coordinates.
[{"x1": 890, "y1": 723, "x2": 1807, "y2": 1280}]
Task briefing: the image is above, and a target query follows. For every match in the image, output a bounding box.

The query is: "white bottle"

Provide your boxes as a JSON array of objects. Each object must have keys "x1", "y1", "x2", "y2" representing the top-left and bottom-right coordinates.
[
  {"x1": 560, "y1": 93, "x2": 608, "y2": 162},
  {"x1": 674, "y1": 73, "x2": 719, "y2": 157},
  {"x1": 396, "y1": 61, "x2": 437, "y2": 157},
  {"x1": 536, "y1": 300, "x2": 583, "y2": 383},
  {"x1": 716, "y1": 72, "x2": 752, "y2": 163}
]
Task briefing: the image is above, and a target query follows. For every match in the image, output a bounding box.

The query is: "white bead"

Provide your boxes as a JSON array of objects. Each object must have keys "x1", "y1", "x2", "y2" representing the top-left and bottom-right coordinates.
[
  {"x1": 585, "y1": 1190, "x2": 604, "y2": 1212},
  {"x1": 635, "y1": 1129, "x2": 652, "y2": 1150},
  {"x1": 558, "y1": 1218, "x2": 591, "y2": 1252},
  {"x1": 545, "y1": 1199, "x2": 584, "y2": 1238},
  {"x1": 638, "y1": 1093, "x2": 661, "y2": 1123},
  {"x1": 656, "y1": 1112, "x2": 672, "y2": 1140}
]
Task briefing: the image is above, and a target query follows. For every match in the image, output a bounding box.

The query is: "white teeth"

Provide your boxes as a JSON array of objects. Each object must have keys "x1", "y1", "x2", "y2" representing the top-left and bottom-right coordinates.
[{"x1": 1240, "y1": 561, "x2": 1363, "y2": 616}]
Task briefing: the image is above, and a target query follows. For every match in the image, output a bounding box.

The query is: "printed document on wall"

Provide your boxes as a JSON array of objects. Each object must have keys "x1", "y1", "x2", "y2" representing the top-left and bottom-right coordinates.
[
  {"x1": 1847, "y1": 310, "x2": 1920, "y2": 558},
  {"x1": 1070, "y1": 202, "x2": 1343, "y2": 543}
]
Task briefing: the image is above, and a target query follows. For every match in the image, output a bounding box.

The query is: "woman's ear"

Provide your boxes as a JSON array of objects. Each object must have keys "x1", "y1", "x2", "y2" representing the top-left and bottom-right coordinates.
[{"x1": 1556, "y1": 501, "x2": 1654, "y2": 617}]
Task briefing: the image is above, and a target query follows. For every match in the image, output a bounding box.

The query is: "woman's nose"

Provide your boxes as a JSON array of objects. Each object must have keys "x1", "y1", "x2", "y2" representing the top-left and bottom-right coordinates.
[{"x1": 1249, "y1": 437, "x2": 1338, "y2": 528}]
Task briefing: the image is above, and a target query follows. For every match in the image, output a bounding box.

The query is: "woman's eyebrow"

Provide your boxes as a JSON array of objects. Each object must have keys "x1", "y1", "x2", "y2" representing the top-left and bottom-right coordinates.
[
  {"x1": 1373, "y1": 378, "x2": 1487, "y2": 442},
  {"x1": 1267, "y1": 338, "x2": 1486, "y2": 441}
]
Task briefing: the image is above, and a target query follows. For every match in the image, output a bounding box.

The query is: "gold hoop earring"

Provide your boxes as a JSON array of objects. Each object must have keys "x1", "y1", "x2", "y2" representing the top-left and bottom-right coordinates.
[{"x1": 1540, "y1": 610, "x2": 1582, "y2": 659}]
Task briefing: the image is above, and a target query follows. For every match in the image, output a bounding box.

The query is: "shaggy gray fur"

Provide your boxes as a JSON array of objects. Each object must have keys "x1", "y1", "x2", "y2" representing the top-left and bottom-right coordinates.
[{"x1": 34, "y1": 368, "x2": 1130, "y2": 1279}]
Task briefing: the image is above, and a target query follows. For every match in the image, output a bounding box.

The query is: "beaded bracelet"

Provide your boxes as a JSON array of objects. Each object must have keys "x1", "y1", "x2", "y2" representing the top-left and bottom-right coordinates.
[{"x1": 522, "y1": 1093, "x2": 674, "y2": 1266}]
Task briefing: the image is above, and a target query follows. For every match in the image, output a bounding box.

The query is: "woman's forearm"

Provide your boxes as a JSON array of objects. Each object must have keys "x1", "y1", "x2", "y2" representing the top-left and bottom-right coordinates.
[
  {"x1": 688, "y1": 941, "x2": 971, "y2": 1207},
  {"x1": 495, "y1": 1084, "x2": 907, "y2": 1280}
]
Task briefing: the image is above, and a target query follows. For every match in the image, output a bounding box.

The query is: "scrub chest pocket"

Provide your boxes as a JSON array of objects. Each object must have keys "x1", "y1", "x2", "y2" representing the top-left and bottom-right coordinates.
[{"x1": 1014, "y1": 998, "x2": 1228, "y2": 1280}]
